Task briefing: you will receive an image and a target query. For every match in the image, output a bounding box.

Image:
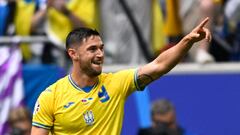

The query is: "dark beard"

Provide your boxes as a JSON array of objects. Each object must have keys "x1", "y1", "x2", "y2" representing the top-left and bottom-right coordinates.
[
  {"x1": 85, "y1": 68, "x2": 102, "y2": 77},
  {"x1": 80, "y1": 62, "x2": 102, "y2": 77}
]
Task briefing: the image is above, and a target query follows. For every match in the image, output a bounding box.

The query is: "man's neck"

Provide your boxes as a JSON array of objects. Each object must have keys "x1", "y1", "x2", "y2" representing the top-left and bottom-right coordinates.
[{"x1": 71, "y1": 71, "x2": 99, "y2": 88}]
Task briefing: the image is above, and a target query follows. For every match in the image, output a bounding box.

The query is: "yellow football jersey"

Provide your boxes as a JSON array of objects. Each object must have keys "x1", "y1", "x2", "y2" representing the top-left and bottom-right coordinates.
[{"x1": 32, "y1": 69, "x2": 141, "y2": 135}]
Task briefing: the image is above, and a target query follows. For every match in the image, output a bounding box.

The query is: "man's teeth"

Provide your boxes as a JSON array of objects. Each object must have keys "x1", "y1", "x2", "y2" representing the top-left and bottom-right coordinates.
[{"x1": 93, "y1": 61, "x2": 101, "y2": 65}]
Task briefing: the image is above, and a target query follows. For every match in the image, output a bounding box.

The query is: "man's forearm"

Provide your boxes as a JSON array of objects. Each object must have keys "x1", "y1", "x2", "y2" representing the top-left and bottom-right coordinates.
[
  {"x1": 154, "y1": 36, "x2": 194, "y2": 74},
  {"x1": 136, "y1": 36, "x2": 194, "y2": 87},
  {"x1": 137, "y1": 17, "x2": 211, "y2": 87}
]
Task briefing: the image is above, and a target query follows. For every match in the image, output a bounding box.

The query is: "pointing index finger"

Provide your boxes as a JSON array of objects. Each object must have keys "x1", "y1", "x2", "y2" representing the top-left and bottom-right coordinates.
[{"x1": 197, "y1": 17, "x2": 209, "y2": 29}]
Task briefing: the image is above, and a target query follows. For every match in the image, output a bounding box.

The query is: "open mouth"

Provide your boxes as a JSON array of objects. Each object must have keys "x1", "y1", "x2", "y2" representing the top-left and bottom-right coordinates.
[{"x1": 92, "y1": 61, "x2": 102, "y2": 66}]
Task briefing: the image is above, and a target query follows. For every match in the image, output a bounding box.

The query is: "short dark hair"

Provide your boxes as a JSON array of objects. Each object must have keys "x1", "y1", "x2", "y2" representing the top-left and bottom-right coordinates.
[
  {"x1": 151, "y1": 99, "x2": 175, "y2": 116},
  {"x1": 66, "y1": 27, "x2": 100, "y2": 49}
]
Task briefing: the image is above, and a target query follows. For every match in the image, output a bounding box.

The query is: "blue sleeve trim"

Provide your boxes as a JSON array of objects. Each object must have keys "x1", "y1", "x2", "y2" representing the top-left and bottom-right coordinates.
[
  {"x1": 134, "y1": 69, "x2": 145, "y2": 91},
  {"x1": 32, "y1": 122, "x2": 52, "y2": 130}
]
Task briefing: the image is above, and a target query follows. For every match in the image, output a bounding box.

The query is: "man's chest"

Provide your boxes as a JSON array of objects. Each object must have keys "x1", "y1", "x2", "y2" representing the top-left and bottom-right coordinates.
[{"x1": 52, "y1": 85, "x2": 122, "y2": 131}]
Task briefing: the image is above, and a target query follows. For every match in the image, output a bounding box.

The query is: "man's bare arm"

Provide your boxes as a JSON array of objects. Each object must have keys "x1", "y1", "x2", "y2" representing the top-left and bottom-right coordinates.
[
  {"x1": 31, "y1": 126, "x2": 49, "y2": 135},
  {"x1": 136, "y1": 17, "x2": 212, "y2": 89}
]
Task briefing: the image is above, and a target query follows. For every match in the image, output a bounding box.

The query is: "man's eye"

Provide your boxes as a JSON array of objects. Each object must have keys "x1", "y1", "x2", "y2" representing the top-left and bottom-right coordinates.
[{"x1": 88, "y1": 47, "x2": 97, "y2": 52}]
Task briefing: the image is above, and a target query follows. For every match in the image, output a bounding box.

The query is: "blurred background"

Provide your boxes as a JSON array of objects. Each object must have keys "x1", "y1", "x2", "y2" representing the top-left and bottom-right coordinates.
[{"x1": 0, "y1": 0, "x2": 240, "y2": 135}]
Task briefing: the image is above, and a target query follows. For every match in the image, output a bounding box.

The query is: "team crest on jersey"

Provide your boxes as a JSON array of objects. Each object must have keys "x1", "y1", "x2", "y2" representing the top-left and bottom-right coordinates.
[
  {"x1": 81, "y1": 98, "x2": 93, "y2": 105},
  {"x1": 98, "y1": 86, "x2": 110, "y2": 103},
  {"x1": 83, "y1": 110, "x2": 94, "y2": 125},
  {"x1": 33, "y1": 101, "x2": 40, "y2": 115}
]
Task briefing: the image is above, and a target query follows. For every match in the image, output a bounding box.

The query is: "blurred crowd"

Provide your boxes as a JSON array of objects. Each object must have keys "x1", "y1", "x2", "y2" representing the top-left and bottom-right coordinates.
[{"x1": 0, "y1": 0, "x2": 240, "y2": 66}]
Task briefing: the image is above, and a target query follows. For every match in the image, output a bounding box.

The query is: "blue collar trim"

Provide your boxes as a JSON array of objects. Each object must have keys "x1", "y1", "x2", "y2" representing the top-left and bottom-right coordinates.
[{"x1": 68, "y1": 74, "x2": 98, "y2": 93}]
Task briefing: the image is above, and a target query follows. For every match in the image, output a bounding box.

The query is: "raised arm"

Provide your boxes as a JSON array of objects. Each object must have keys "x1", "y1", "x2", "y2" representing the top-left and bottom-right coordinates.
[{"x1": 137, "y1": 17, "x2": 212, "y2": 89}]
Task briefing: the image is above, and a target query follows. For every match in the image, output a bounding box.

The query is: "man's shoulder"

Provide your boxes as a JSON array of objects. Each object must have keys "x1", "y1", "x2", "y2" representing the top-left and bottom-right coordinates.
[
  {"x1": 101, "y1": 69, "x2": 136, "y2": 77},
  {"x1": 55, "y1": 75, "x2": 69, "y2": 84},
  {"x1": 100, "y1": 69, "x2": 136, "y2": 84},
  {"x1": 37, "y1": 76, "x2": 68, "y2": 101},
  {"x1": 46, "y1": 75, "x2": 69, "y2": 92}
]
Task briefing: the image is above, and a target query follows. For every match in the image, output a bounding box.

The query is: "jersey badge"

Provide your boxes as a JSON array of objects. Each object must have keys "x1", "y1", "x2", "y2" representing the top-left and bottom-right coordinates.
[{"x1": 83, "y1": 110, "x2": 94, "y2": 125}]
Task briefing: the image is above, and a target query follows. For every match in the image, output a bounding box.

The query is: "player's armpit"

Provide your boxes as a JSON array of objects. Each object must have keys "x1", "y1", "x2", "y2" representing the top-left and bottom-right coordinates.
[
  {"x1": 31, "y1": 126, "x2": 49, "y2": 135},
  {"x1": 136, "y1": 74, "x2": 154, "y2": 90}
]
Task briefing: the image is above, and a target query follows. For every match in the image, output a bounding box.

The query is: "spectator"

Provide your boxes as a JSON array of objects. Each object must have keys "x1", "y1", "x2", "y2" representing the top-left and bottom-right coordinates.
[
  {"x1": 0, "y1": 0, "x2": 42, "y2": 63},
  {"x1": 224, "y1": 0, "x2": 240, "y2": 61},
  {"x1": 181, "y1": 0, "x2": 222, "y2": 63},
  {"x1": 225, "y1": 0, "x2": 240, "y2": 24},
  {"x1": 7, "y1": 106, "x2": 32, "y2": 135},
  {"x1": 31, "y1": 0, "x2": 100, "y2": 66},
  {"x1": 138, "y1": 99, "x2": 195, "y2": 135}
]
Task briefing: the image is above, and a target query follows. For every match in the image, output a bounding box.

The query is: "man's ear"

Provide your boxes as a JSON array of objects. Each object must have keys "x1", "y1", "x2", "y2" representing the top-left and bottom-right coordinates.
[{"x1": 67, "y1": 48, "x2": 78, "y2": 61}]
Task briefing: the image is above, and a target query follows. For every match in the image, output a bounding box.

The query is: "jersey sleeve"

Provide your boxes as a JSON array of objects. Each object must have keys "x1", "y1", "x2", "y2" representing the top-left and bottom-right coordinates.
[
  {"x1": 32, "y1": 89, "x2": 54, "y2": 130},
  {"x1": 112, "y1": 69, "x2": 144, "y2": 98}
]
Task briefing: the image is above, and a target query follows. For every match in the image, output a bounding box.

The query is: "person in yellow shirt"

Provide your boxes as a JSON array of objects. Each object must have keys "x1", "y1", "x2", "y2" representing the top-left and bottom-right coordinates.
[
  {"x1": 29, "y1": 0, "x2": 99, "y2": 65},
  {"x1": 31, "y1": 17, "x2": 211, "y2": 135},
  {"x1": 44, "y1": 0, "x2": 100, "y2": 45}
]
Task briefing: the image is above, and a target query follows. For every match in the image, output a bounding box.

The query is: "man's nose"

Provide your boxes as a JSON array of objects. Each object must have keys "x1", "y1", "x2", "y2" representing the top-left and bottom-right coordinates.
[{"x1": 96, "y1": 49, "x2": 104, "y2": 57}]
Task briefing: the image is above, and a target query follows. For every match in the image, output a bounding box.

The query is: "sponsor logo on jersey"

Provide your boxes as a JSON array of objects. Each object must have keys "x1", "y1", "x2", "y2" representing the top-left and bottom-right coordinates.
[
  {"x1": 83, "y1": 110, "x2": 94, "y2": 125},
  {"x1": 98, "y1": 86, "x2": 110, "y2": 103},
  {"x1": 63, "y1": 102, "x2": 75, "y2": 108}
]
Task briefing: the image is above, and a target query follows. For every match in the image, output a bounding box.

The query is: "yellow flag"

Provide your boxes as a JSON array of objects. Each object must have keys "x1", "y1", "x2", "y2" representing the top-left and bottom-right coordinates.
[
  {"x1": 14, "y1": 0, "x2": 35, "y2": 61},
  {"x1": 164, "y1": 0, "x2": 182, "y2": 36},
  {"x1": 151, "y1": 0, "x2": 166, "y2": 55}
]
